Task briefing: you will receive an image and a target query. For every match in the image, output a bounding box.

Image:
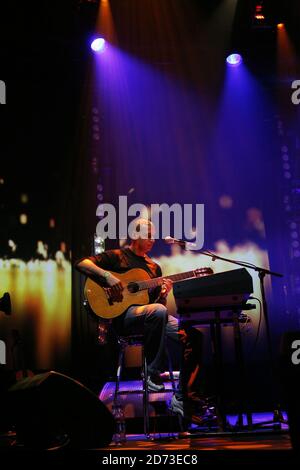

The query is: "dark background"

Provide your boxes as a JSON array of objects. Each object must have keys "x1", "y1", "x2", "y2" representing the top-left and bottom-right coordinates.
[{"x1": 1, "y1": 1, "x2": 300, "y2": 410}]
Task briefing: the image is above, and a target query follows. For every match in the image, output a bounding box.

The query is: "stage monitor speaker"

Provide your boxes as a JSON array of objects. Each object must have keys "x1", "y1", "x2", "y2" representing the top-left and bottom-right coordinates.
[
  {"x1": 280, "y1": 331, "x2": 300, "y2": 451},
  {"x1": 7, "y1": 370, "x2": 114, "y2": 449}
]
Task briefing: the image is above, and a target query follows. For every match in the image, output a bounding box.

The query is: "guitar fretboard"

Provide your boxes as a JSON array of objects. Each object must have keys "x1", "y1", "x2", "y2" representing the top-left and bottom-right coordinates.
[{"x1": 136, "y1": 269, "x2": 206, "y2": 291}]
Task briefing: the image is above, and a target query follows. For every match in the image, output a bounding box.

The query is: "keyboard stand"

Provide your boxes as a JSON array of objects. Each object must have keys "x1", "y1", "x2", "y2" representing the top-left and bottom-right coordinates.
[{"x1": 178, "y1": 303, "x2": 256, "y2": 432}]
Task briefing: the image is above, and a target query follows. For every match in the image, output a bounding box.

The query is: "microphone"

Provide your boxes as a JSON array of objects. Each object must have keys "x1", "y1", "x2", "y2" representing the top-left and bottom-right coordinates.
[
  {"x1": 164, "y1": 236, "x2": 197, "y2": 249},
  {"x1": 164, "y1": 236, "x2": 186, "y2": 247}
]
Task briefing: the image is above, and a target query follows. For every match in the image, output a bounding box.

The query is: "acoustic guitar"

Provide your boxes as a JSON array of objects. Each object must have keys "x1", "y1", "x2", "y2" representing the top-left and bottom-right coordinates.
[{"x1": 84, "y1": 267, "x2": 213, "y2": 319}]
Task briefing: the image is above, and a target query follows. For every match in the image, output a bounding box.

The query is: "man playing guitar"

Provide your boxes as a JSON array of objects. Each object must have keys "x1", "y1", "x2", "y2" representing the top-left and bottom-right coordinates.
[{"x1": 75, "y1": 218, "x2": 209, "y2": 424}]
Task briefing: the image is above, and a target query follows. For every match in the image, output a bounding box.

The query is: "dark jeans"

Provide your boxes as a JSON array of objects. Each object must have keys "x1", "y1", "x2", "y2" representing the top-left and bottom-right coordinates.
[{"x1": 121, "y1": 303, "x2": 204, "y2": 402}]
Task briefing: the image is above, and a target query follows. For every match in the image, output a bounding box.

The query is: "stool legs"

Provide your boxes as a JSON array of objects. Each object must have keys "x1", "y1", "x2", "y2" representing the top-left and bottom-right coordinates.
[
  {"x1": 113, "y1": 341, "x2": 125, "y2": 405},
  {"x1": 113, "y1": 339, "x2": 176, "y2": 438},
  {"x1": 142, "y1": 345, "x2": 150, "y2": 437},
  {"x1": 114, "y1": 339, "x2": 150, "y2": 438}
]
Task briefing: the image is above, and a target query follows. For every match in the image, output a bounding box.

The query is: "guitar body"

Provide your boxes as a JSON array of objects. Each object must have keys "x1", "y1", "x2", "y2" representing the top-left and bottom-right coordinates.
[{"x1": 84, "y1": 268, "x2": 151, "y2": 319}]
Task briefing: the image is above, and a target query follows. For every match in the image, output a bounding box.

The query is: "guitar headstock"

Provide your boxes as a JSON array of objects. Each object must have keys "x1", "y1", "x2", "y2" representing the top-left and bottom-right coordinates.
[{"x1": 194, "y1": 267, "x2": 214, "y2": 277}]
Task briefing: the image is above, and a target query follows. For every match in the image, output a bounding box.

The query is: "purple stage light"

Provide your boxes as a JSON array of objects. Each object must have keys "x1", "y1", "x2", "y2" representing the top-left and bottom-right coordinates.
[
  {"x1": 91, "y1": 38, "x2": 106, "y2": 53},
  {"x1": 226, "y1": 53, "x2": 243, "y2": 66}
]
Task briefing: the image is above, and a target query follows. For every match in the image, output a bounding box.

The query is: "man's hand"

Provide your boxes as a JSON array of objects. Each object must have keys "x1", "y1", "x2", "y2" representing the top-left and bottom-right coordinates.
[
  {"x1": 160, "y1": 278, "x2": 173, "y2": 298},
  {"x1": 106, "y1": 274, "x2": 124, "y2": 302}
]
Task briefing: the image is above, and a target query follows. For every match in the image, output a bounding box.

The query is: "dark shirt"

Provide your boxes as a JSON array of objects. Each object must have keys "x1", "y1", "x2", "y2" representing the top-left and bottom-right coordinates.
[{"x1": 75, "y1": 247, "x2": 163, "y2": 304}]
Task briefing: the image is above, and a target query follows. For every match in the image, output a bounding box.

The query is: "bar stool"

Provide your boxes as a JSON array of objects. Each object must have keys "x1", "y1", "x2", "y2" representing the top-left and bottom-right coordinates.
[
  {"x1": 82, "y1": 301, "x2": 153, "y2": 436},
  {"x1": 113, "y1": 334, "x2": 150, "y2": 436},
  {"x1": 113, "y1": 333, "x2": 177, "y2": 438}
]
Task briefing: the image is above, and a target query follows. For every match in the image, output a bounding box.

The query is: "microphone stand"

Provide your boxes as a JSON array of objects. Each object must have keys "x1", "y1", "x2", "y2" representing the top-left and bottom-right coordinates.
[{"x1": 181, "y1": 243, "x2": 286, "y2": 431}]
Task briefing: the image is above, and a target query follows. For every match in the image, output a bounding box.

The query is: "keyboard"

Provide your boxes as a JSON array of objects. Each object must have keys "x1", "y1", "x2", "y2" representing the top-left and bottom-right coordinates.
[{"x1": 173, "y1": 268, "x2": 253, "y2": 312}]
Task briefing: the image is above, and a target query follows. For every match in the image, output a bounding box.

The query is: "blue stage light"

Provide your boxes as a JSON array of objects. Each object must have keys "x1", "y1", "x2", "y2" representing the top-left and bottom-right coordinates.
[{"x1": 226, "y1": 53, "x2": 243, "y2": 66}]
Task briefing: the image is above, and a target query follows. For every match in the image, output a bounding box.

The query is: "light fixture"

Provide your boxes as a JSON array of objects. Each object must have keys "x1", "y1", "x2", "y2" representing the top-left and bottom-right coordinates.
[
  {"x1": 90, "y1": 37, "x2": 106, "y2": 53},
  {"x1": 226, "y1": 53, "x2": 243, "y2": 66}
]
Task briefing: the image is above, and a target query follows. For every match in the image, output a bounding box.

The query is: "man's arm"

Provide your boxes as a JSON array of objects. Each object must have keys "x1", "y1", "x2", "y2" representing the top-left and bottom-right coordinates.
[
  {"x1": 76, "y1": 258, "x2": 111, "y2": 281},
  {"x1": 76, "y1": 258, "x2": 124, "y2": 301}
]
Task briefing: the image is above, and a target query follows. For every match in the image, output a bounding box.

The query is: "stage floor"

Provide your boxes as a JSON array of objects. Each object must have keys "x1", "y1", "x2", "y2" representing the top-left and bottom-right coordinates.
[
  {"x1": 0, "y1": 413, "x2": 294, "y2": 468},
  {"x1": 104, "y1": 411, "x2": 291, "y2": 451}
]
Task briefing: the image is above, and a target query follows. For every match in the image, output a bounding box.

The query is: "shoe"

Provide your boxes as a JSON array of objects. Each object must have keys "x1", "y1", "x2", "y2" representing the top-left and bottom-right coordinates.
[
  {"x1": 169, "y1": 394, "x2": 206, "y2": 417},
  {"x1": 169, "y1": 394, "x2": 184, "y2": 417},
  {"x1": 189, "y1": 411, "x2": 218, "y2": 427},
  {"x1": 147, "y1": 375, "x2": 165, "y2": 392},
  {"x1": 169, "y1": 395, "x2": 218, "y2": 426}
]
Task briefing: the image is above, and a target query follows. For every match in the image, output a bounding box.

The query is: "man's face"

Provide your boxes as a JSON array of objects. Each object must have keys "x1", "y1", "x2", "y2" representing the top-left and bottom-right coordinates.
[{"x1": 136, "y1": 224, "x2": 155, "y2": 253}]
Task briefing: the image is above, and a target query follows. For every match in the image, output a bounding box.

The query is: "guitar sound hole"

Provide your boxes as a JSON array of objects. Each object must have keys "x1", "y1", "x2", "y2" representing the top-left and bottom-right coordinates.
[{"x1": 127, "y1": 282, "x2": 139, "y2": 293}]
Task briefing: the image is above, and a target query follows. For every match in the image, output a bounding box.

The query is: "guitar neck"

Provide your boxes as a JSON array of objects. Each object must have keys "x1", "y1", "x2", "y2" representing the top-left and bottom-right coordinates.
[{"x1": 137, "y1": 270, "x2": 197, "y2": 291}]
